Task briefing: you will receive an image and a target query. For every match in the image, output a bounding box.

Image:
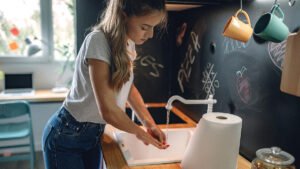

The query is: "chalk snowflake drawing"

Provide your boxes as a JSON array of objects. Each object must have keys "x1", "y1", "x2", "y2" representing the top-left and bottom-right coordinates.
[
  {"x1": 268, "y1": 40, "x2": 287, "y2": 71},
  {"x1": 202, "y1": 63, "x2": 220, "y2": 98}
]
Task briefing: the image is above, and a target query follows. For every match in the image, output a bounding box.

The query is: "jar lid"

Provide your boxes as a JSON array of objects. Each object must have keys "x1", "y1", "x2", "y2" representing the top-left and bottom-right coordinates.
[{"x1": 256, "y1": 147, "x2": 295, "y2": 166}]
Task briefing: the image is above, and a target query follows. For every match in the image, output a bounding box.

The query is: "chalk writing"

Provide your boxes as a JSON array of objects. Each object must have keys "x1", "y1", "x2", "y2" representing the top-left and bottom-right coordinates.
[
  {"x1": 178, "y1": 31, "x2": 201, "y2": 93},
  {"x1": 268, "y1": 40, "x2": 287, "y2": 70},
  {"x1": 223, "y1": 37, "x2": 250, "y2": 54},
  {"x1": 191, "y1": 32, "x2": 201, "y2": 53},
  {"x1": 201, "y1": 63, "x2": 219, "y2": 99},
  {"x1": 236, "y1": 66, "x2": 251, "y2": 104},
  {"x1": 136, "y1": 55, "x2": 164, "y2": 78}
]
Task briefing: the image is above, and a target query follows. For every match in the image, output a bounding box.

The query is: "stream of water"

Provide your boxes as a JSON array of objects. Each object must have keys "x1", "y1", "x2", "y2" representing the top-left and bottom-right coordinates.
[{"x1": 165, "y1": 109, "x2": 170, "y2": 142}]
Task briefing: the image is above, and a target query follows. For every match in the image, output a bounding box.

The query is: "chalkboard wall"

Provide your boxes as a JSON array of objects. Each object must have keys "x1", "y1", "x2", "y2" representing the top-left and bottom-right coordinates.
[
  {"x1": 76, "y1": 0, "x2": 300, "y2": 167},
  {"x1": 76, "y1": 0, "x2": 105, "y2": 53},
  {"x1": 170, "y1": 1, "x2": 300, "y2": 167},
  {"x1": 133, "y1": 35, "x2": 172, "y2": 102}
]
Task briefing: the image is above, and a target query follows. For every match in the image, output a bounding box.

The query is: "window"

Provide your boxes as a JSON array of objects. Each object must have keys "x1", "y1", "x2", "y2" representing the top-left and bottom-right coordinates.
[
  {"x1": 53, "y1": 0, "x2": 75, "y2": 61},
  {"x1": 0, "y1": 0, "x2": 75, "y2": 62}
]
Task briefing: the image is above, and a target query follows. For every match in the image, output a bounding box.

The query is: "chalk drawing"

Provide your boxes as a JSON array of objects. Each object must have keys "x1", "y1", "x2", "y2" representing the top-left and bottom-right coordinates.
[
  {"x1": 223, "y1": 37, "x2": 250, "y2": 54},
  {"x1": 236, "y1": 66, "x2": 252, "y2": 104},
  {"x1": 268, "y1": 40, "x2": 287, "y2": 70},
  {"x1": 191, "y1": 32, "x2": 201, "y2": 53},
  {"x1": 201, "y1": 63, "x2": 220, "y2": 99},
  {"x1": 178, "y1": 31, "x2": 201, "y2": 93},
  {"x1": 137, "y1": 55, "x2": 164, "y2": 78}
]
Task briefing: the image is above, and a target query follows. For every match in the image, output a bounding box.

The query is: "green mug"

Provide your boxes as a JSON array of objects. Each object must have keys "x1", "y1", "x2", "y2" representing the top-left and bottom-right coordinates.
[{"x1": 254, "y1": 4, "x2": 290, "y2": 43}]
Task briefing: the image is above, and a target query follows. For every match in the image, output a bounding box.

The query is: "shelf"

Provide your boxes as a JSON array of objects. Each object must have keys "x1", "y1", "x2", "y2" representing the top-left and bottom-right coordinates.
[{"x1": 166, "y1": 4, "x2": 202, "y2": 11}]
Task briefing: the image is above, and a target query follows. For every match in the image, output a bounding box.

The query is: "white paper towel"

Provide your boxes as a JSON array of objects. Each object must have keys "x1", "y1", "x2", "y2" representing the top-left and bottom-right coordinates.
[{"x1": 181, "y1": 112, "x2": 242, "y2": 169}]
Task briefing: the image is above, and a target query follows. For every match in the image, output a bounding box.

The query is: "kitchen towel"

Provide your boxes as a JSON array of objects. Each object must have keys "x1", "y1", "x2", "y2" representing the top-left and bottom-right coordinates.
[
  {"x1": 280, "y1": 30, "x2": 300, "y2": 97},
  {"x1": 181, "y1": 112, "x2": 242, "y2": 169}
]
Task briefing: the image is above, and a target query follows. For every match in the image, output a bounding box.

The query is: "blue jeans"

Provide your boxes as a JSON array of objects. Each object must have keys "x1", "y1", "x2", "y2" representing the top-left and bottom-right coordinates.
[{"x1": 42, "y1": 107, "x2": 106, "y2": 169}]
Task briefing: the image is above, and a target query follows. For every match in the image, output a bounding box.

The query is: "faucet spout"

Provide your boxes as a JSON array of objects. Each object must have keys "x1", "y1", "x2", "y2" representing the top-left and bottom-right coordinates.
[{"x1": 166, "y1": 95, "x2": 217, "y2": 113}]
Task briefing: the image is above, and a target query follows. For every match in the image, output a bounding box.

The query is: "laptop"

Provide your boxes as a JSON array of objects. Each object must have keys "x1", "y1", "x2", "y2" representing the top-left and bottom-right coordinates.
[{"x1": 1, "y1": 73, "x2": 35, "y2": 95}]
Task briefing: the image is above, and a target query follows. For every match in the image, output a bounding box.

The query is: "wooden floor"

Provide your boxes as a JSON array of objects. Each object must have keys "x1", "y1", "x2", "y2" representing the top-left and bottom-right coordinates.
[{"x1": 0, "y1": 151, "x2": 45, "y2": 169}]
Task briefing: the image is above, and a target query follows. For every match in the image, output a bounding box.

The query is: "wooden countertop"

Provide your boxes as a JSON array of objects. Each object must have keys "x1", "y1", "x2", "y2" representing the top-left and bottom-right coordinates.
[
  {"x1": 101, "y1": 103, "x2": 251, "y2": 169},
  {"x1": 0, "y1": 89, "x2": 68, "y2": 102}
]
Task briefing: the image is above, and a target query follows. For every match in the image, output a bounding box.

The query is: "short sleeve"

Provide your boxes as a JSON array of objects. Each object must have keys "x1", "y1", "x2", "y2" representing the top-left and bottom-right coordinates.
[{"x1": 83, "y1": 31, "x2": 111, "y2": 65}]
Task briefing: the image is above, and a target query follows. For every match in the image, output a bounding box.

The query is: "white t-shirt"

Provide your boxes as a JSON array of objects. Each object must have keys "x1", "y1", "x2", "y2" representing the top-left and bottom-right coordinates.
[{"x1": 63, "y1": 30, "x2": 136, "y2": 124}]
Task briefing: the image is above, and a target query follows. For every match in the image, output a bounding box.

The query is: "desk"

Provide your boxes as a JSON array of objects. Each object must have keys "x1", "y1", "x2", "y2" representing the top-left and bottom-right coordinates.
[{"x1": 0, "y1": 89, "x2": 68, "y2": 103}]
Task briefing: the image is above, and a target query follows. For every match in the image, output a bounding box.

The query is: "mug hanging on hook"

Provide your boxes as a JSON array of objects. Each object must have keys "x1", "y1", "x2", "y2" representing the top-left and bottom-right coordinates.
[{"x1": 223, "y1": 0, "x2": 253, "y2": 43}]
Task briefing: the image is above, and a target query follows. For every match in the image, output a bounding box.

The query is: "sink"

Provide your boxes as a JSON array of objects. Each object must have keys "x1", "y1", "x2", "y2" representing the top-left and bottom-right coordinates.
[
  {"x1": 113, "y1": 127, "x2": 194, "y2": 166},
  {"x1": 125, "y1": 107, "x2": 187, "y2": 124}
]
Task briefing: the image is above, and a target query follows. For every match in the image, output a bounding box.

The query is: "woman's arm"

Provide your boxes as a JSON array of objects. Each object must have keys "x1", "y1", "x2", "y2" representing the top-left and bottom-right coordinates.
[
  {"x1": 127, "y1": 84, "x2": 155, "y2": 125},
  {"x1": 128, "y1": 84, "x2": 167, "y2": 144},
  {"x1": 88, "y1": 59, "x2": 167, "y2": 149}
]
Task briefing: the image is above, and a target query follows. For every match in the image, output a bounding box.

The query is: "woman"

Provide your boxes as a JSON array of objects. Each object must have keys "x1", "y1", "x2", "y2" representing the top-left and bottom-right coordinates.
[{"x1": 42, "y1": 0, "x2": 168, "y2": 169}]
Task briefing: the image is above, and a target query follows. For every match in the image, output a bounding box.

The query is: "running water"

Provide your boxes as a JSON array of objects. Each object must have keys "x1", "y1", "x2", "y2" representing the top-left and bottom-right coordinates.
[{"x1": 165, "y1": 109, "x2": 171, "y2": 142}]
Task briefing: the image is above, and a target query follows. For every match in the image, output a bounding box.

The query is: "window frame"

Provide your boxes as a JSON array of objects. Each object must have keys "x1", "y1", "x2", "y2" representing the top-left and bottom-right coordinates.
[{"x1": 0, "y1": 0, "x2": 54, "y2": 63}]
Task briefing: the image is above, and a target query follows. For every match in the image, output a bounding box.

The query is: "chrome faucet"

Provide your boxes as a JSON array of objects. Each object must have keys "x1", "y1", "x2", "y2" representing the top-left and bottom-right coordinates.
[{"x1": 165, "y1": 95, "x2": 217, "y2": 113}]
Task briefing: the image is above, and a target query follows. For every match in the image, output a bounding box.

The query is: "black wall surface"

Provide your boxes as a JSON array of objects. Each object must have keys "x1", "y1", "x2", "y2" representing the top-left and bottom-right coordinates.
[
  {"x1": 76, "y1": 0, "x2": 106, "y2": 53},
  {"x1": 170, "y1": 1, "x2": 300, "y2": 167},
  {"x1": 133, "y1": 34, "x2": 172, "y2": 102},
  {"x1": 76, "y1": 0, "x2": 300, "y2": 167}
]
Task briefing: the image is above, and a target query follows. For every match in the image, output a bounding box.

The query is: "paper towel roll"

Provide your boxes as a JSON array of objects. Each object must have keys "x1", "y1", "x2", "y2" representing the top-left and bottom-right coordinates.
[{"x1": 181, "y1": 112, "x2": 242, "y2": 169}]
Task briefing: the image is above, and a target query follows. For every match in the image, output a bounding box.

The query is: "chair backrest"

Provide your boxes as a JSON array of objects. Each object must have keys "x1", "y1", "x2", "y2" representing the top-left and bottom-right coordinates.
[
  {"x1": 0, "y1": 101, "x2": 31, "y2": 119},
  {"x1": 0, "y1": 101, "x2": 35, "y2": 169}
]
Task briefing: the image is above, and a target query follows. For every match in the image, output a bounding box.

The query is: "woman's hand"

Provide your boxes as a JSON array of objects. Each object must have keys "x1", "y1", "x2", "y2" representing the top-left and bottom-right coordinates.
[
  {"x1": 141, "y1": 119, "x2": 169, "y2": 147},
  {"x1": 135, "y1": 127, "x2": 169, "y2": 149},
  {"x1": 147, "y1": 125, "x2": 167, "y2": 144}
]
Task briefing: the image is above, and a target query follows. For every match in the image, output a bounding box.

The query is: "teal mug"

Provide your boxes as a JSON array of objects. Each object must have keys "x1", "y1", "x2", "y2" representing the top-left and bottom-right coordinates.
[{"x1": 254, "y1": 4, "x2": 290, "y2": 43}]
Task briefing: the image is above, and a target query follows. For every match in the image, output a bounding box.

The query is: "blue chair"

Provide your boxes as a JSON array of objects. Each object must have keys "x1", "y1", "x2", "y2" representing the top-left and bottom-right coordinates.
[{"x1": 0, "y1": 101, "x2": 35, "y2": 169}]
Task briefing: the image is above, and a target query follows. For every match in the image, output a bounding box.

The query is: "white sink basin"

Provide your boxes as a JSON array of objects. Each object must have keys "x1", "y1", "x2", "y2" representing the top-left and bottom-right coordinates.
[{"x1": 113, "y1": 127, "x2": 194, "y2": 166}]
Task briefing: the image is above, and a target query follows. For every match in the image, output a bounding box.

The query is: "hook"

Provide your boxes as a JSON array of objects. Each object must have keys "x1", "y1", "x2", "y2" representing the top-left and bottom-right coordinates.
[
  {"x1": 240, "y1": 0, "x2": 243, "y2": 11},
  {"x1": 289, "y1": 0, "x2": 296, "y2": 6},
  {"x1": 274, "y1": 0, "x2": 279, "y2": 4}
]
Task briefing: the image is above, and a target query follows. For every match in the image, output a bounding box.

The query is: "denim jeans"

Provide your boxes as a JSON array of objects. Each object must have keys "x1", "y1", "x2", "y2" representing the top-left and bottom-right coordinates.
[{"x1": 42, "y1": 107, "x2": 106, "y2": 169}]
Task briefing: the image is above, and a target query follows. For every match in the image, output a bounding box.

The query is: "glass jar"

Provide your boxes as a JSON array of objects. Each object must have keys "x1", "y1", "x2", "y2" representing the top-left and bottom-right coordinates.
[{"x1": 251, "y1": 147, "x2": 296, "y2": 169}]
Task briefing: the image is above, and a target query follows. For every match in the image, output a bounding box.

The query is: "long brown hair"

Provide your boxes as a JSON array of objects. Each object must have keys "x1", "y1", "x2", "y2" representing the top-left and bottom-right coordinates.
[{"x1": 93, "y1": 0, "x2": 167, "y2": 91}]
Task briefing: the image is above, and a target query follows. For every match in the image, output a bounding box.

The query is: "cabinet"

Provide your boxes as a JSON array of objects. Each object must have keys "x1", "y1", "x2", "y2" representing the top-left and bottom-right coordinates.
[
  {"x1": 166, "y1": 0, "x2": 235, "y2": 11},
  {"x1": 30, "y1": 102, "x2": 62, "y2": 151},
  {"x1": 167, "y1": 0, "x2": 235, "y2": 5}
]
